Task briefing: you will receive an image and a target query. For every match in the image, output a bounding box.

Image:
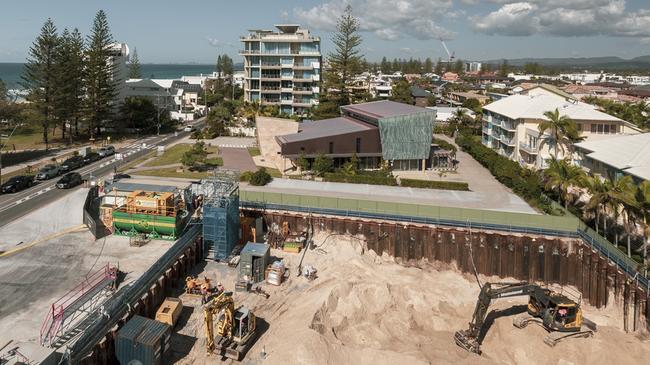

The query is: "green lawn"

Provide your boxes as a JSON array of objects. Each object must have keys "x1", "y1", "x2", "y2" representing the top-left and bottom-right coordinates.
[
  {"x1": 265, "y1": 167, "x2": 282, "y2": 177},
  {"x1": 118, "y1": 151, "x2": 156, "y2": 172},
  {"x1": 144, "y1": 143, "x2": 219, "y2": 167},
  {"x1": 205, "y1": 157, "x2": 223, "y2": 166},
  {"x1": 247, "y1": 147, "x2": 261, "y2": 157},
  {"x1": 133, "y1": 167, "x2": 212, "y2": 179}
]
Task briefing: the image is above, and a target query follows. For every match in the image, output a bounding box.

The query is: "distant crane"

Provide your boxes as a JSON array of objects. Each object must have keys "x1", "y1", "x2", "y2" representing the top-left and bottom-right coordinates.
[{"x1": 439, "y1": 38, "x2": 455, "y2": 65}]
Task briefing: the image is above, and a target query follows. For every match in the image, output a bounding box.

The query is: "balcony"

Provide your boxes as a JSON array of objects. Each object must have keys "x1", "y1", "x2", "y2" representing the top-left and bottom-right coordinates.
[
  {"x1": 498, "y1": 148, "x2": 514, "y2": 159},
  {"x1": 500, "y1": 120, "x2": 517, "y2": 131},
  {"x1": 482, "y1": 126, "x2": 490, "y2": 134},
  {"x1": 519, "y1": 142, "x2": 539, "y2": 154},
  {"x1": 261, "y1": 86, "x2": 281, "y2": 93},
  {"x1": 293, "y1": 63, "x2": 313, "y2": 70},
  {"x1": 260, "y1": 75, "x2": 280, "y2": 81},
  {"x1": 261, "y1": 99, "x2": 280, "y2": 105},
  {"x1": 292, "y1": 99, "x2": 312, "y2": 107},
  {"x1": 293, "y1": 87, "x2": 313, "y2": 94},
  {"x1": 280, "y1": 98, "x2": 293, "y2": 105},
  {"x1": 260, "y1": 62, "x2": 282, "y2": 69},
  {"x1": 491, "y1": 130, "x2": 500, "y2": 139},
  {"x1": 292, "y1": 76, "x2": 312, "y2": 82},
  {"x1": 500, "y1": 134, "x2": 516, "y2": 146}
]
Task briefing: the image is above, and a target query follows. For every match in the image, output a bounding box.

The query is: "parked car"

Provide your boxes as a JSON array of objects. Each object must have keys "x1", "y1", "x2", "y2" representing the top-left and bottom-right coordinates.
[
  {"x1": 183, "y1": 125, "x2": 196, "y2": 132},
  {"x1": 56, "y1": 172, "x2": 82, "y2": 189},
  {"x1": 83, "y1": 152, "x2": 101, "y2": 165},
  {"x1": 98, "y1": 145, "x2": 115, "y2": 157},
  {"x1": 36, "y1": 164, "x2": 61, "y2": 180},
  {"x1": 60, "y1": 156, "x2": 84, "y2": 172},
  {"x1": 1, "y1": 175, "x2": 34, "y2": 194},
  {"x1": 112, "y1": 173, "x2": 131, "y2": 181}
]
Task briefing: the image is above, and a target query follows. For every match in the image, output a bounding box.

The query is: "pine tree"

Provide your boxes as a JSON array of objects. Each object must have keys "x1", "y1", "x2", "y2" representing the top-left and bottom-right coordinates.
[
  {"x1": 499, "y1": 60, "x2": 510, "y2": 77},
  {"x1": 84, "y1": 10, "x2": 118, "y2": 139},
  {"x1": 22, "y1": 18, "x2": 59, "y2": 149},
  {"x1": 215, "y1": 55, "x2": 222, "y2": 76},
  {"x1": 0, "y1": 78, "x2": 7, "y2": 102},
  {"x1": 128, "y1": 47, "x2": 141, "y2": 78},
  {"x1": 53, "y1": 28, "x2": 85, "y2": 141},
  {"x1": 434, "y1": 58, "x2": 444, "y2": 75},
  {"x1": 392, "y1": 58, "x2": 399, "y2": 72},
  {"x1": 380, "y1": 56, "x2": 391, "y2": 74},
  {"x1": 424, "y1": 57, "x2": 433, "y2": 73},
  {"x1": 326, "y1": 4, "x2": 362, "y2": 106},
  {"x1": 221, "y1": 54, "x2": 234, "y2": 77}
]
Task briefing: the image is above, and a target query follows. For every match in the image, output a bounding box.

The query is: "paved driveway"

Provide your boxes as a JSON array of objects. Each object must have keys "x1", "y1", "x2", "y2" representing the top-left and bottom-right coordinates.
[{"x1": 220, "y1": 147, "x2": 257, "y2": 172}]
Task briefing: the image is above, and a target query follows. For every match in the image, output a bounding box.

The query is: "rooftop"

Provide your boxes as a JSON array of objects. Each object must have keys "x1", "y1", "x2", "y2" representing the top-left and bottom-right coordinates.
[
  {"x1": 575, "y1": 133, "x2": 650, "y2": 180},
  {"x1": 276, "y1": 116, "x2": 375, "y2": 144},
  {"x1": 341, "y1": 100, "x2": 431, "y2": 120},
  {"x1": 484, "y1": 93, "x2": 623, "y2": 122},
  {"x1": 410, "y1": 86, "x2": 431, "y2": 98}
]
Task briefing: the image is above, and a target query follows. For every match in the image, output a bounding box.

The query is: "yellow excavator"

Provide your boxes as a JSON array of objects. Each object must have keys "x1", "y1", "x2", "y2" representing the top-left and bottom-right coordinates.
[
  {"x1": 204, "y1": 292, "x2": 257, "y2": 361},
  {"x1": 455, "y1": 282, "x2": 596, "y2": 355}
]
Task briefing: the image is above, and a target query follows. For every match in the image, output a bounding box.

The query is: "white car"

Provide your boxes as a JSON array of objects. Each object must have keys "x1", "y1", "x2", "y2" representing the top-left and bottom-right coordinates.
[
  {"x1": 183, "y1": 125, "x2": 196, "y2": 132},
  {"x1": 98, "y1": 145, "x2": 115, "y2": 157}
]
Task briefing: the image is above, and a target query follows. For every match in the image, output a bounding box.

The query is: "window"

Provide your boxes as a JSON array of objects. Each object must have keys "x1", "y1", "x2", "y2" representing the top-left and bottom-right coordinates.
[
  {"x1": 329, "y1": 142, "x2": 334, "y2": 154},
  {"x1": 356, "y1": 138, "x2": 361, "y2": 153}
]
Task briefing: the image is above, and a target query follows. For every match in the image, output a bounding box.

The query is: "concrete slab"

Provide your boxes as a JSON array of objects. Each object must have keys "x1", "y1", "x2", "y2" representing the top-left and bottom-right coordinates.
[
  {"x1": 243, "y1": 178, "x2": 538, "y2": 214},
  {"x1": 255, "y1": 117, "x2": 298, "y2": 171},
  {"x1": 220, "y1": 148, "x2": 257, "y2": 172},
  {"x1": 0, "y1": 189, "x2": 172, "y2": 346}
]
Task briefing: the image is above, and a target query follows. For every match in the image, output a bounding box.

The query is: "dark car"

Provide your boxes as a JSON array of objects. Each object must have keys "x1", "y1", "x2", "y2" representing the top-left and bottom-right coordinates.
[
  {"x1": 60, "y1": 156, "x2": 84, "y2": 172},
  {"x1": 112, "y1": 173, "x2": 131, "y2": 181},
  {"x1": 56, "y1": 172, "x2": 83, "y2": 189},
  {"x1": 36, "y1": 164, "x2": 61, "y2": 180},
  {"x1": 83, "y1": 152, "x2": 101, "y2": 165},
  {"x1": 1, "y1": 175, "x2": 34, "y2": 194},
  {"x1": 98, "y1": 145, "x2": 115, "y2": 157}
]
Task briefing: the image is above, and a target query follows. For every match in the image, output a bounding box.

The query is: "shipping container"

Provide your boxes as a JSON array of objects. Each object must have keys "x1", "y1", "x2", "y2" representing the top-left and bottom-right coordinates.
[
  {"x1": 116, "y1": 315, "x2": 171, "y2": 365},
  {"x1": 155, "y1": 297, "x2": 183, "y2": 328},
  {"x1": 239, "y1": 242, "x2": 270, "y2": 283}
]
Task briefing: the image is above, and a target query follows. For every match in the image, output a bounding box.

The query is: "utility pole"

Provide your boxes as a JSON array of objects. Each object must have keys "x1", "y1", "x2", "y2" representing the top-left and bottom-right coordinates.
[{"x1": 0, "y1": 125, "x2": 19, "y2": 185}]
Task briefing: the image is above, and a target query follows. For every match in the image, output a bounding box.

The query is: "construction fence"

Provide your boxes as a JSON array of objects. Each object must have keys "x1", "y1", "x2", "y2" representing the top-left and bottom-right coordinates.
[{"x1": 239, "y1": 190, "x2": 648, "y2": 291}]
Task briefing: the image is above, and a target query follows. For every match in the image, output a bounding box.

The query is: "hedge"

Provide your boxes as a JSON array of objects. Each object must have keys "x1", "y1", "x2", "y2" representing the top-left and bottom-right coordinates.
[
  {"x1": 400, "y1": 178, "x2": 469, "y2": 191},
  {"x1": 432, "y1": 138, "x2": 457, "y2": 153},
  {"x1": 455, "y1": 134, "x2": 553, "y2": 214},
  {"x1": 323, "y1": 172, "x2": 398, "y2": 186}
]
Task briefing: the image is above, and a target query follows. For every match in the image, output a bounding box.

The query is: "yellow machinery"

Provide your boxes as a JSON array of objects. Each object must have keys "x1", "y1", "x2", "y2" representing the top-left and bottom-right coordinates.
[
  {"x1": 125, "y1": 190, "x2": 177, "y2": 217},
  {"x1": 204, "y1": 292, "x2": 257, "y2": 360},
  {"x1": 455, "y1": 282, "x2": 596, "y2": 355}
]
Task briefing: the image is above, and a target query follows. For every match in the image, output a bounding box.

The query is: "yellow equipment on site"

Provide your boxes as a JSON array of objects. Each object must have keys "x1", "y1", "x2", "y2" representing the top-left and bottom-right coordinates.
[
  {"x1": 454, "y1": 282, "x2": 597, "y2": 355},
  {"x1": 204, "y1": 292, "x2": 257, "y2": 361}
]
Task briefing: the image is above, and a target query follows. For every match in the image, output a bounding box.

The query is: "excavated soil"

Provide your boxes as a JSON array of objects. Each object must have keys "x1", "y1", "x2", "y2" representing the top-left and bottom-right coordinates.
[{"x1": 174, "y1": 232, "x2": 650, "y2": 365}]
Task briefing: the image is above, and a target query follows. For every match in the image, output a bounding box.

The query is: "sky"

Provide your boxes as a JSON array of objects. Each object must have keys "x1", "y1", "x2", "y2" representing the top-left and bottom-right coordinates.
[{"x1": 1, "y1": 0, "x2": 650, "y2": 64}]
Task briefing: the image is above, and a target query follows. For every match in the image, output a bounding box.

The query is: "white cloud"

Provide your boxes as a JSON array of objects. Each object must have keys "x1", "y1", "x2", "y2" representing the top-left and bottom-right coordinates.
[
  {"x1": 473, "y1": 0, "x2": 650, "y2": 39},
  {"x1": 293, "y1": 0, "x2": 457, "y2": 41}
]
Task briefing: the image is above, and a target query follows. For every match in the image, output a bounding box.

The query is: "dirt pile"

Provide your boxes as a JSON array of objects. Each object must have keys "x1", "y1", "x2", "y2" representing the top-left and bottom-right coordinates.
[{"x1": 175, "y1": 232, "x2": 650, "y2": 365}]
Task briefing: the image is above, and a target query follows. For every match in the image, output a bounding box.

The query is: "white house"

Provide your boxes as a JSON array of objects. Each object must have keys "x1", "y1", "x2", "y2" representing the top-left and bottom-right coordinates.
[{"x1": 482, "y1": 85, "x2": 642, "y2": 169}]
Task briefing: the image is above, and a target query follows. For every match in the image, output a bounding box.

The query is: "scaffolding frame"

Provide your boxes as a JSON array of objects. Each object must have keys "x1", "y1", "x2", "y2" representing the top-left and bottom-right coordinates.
[{"x1": 200, "y1": 170, "x2": 240, "y2": 260}]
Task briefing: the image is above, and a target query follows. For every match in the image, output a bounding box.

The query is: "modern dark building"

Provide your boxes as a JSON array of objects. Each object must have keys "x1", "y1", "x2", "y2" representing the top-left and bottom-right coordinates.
[{"x1": 275, "y1": 100, "x2": 436, "y2": 171}]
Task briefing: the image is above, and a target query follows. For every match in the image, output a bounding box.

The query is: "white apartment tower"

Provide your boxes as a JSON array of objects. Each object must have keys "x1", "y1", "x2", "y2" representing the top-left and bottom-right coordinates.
[{"x1": 240, "y1": 24, "x2": 321, "y2": 115}]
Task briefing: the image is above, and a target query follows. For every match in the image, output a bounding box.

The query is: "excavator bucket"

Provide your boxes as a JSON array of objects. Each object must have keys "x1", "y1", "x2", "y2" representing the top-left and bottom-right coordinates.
[{"x1": 454, "y1": 330, "x2": 481, "y2": 354}]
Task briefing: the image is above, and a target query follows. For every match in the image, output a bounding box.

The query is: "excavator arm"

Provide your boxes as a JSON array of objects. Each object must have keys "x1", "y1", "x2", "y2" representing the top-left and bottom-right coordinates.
[
  {"x1": 455, "y1": 282, "x2": 543, "y2": 354},
  {"x1": 204, "y1": 292, "x2": 235, "y2": 354}
]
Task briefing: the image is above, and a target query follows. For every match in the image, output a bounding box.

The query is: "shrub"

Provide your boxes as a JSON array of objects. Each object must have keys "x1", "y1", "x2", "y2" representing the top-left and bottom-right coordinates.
[
  {"x1": 312, "y1": 154, "x2": 333, "y2": 177},
  {"x1": 240, "y1": 171, "x2": 253, "y2": 182},
  {"x1": 249, "y1": 167, "x2": 273, "y2": 186},
  {"x1": 400, "y1": 178, "x2": 469, "y2": 191},
  {"x1": 323, "y1": 171, "x2": 398, "y2": 186},
  {"x1": 432, "y1": 138, "x2": 457, "y2": 153}
]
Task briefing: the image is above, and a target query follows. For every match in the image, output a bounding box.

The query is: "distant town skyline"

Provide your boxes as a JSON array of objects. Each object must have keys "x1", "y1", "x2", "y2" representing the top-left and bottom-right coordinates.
[{"x1": 1, "y1": 0, "x2": 649, "y2": 64}]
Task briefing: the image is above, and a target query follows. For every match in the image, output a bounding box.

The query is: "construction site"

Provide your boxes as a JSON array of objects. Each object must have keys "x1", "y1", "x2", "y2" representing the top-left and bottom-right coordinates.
[{"x1": 1, "y1": 170, "x2": 649, "y2": 365}]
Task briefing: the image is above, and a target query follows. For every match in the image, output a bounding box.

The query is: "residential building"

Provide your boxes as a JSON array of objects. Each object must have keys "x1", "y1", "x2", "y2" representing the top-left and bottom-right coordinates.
[
  {"x1": 107, "y1": 43, "x2": 130, "y2": 109},
  {"x1": 449, "y1": 91, "x2": 490, "y2": 105},
  {"x1": 465, "y1": 62, "x2": 482, "y2": 73},
  {"x1": 124, "y1": 79, "x2": 204, "y2": 122},
  {"x1": 427, "y1": 106, "x2": 475, "y2": 123},
  {"x1": 575, "y1": 133, "x2": 650, "y2": 182},
  {"x1": 410, "y1": 86, "x2": 431, "y2": 107},
  {"x1": 240, "y1": 24, "x2": 321, "y2": 115},
  {"x1": 481, "y1": 85, "x2": 642, "y2": 169},
  {"x1": 441, "y1": 72, "x2": 459, "y2": 82},
  {"x1": 275, "y1": 100, "x2": 436, "y2": 171}
]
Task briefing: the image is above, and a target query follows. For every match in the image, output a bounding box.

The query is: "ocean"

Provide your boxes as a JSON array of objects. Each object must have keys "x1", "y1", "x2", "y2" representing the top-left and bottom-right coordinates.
[{"x1": 0, "y1": 63, "x2": 217, "y2": 89}]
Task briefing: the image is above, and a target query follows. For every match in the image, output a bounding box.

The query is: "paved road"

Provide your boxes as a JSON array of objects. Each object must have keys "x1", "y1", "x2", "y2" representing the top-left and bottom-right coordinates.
[
  {"x1": 220, "y1": 147, "x2": 257, "y2": 172},
  {"x1": 0, "y1": 119, "x2": 205, "y2": 227}
]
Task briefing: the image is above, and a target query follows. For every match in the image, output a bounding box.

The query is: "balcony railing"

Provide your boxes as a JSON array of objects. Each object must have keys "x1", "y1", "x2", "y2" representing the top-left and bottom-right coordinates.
[
  {"x1": 500, "y1": 120, "x2": 517, "y2": 131},
  {"x1": 261, "y1": 63, "x2": 282, "y2": 67},
  {"x1": 261, "y1": 86, "x2": 281, "y2": 91},
  {"x1": 260, "y1": 75, "x2": 281, "y2": 80},
  {"x1": 519, "y1": 142, "x2": 539, "y2": 154},
  {"x1": 500, "y1": 135, "x2": 516, "y2": 146}
]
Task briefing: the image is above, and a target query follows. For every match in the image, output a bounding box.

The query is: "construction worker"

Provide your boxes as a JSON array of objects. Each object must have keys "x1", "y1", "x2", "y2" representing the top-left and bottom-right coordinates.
[{"x1": 216, "y1": 282, "x2": 225, "y2": 294}]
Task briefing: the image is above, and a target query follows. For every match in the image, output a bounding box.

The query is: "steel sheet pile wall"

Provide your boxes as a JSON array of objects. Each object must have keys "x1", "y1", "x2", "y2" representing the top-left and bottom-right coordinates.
[{"x1": 262, "y1": 212, "x2": 648, "y2": 332}]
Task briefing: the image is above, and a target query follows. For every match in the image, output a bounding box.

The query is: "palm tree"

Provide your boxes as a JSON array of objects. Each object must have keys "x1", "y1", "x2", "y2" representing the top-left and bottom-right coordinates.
[
  {"x1": 606, "y1": 175, "x2": 638, "y2": 255},
  {"x1": 635, "y1": 181, "x2": 650, "y2": 270},
  {"x1": 543, "y1": 158, "x2": 587, "y2": 211},
  {"x1": 538, "y1": 108, "x2": 581, "y2": 160},
  {"x1": 585, "y1": 175, "x2": 609, "y2": 235}
]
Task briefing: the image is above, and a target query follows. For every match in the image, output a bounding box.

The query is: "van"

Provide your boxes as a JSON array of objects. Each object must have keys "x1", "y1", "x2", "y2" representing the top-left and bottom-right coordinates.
[{"x1": 155, "y1": 297, "x2": 183, "y2": 327}]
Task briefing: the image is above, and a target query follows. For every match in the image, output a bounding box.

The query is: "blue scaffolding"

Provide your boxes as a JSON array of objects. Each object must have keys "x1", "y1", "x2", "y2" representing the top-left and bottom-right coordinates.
[{"x1": 201, "y1": 171, "x2": 240, "y2": 260}]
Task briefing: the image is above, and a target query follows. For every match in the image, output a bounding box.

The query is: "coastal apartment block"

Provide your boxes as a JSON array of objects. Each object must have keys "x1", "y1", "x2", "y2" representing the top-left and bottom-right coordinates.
[
  {"x1": 481, "y1": 85, "x2": 642, "y2": 169},
  {"x1": 240, "y1": 24, "x2": 321, "y2": 115}
]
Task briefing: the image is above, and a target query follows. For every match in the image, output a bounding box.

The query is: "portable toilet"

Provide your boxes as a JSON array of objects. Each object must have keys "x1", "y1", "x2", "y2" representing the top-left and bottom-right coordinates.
[{"x1": 239, "y1": 242, "x2": 270, "y2": 283}]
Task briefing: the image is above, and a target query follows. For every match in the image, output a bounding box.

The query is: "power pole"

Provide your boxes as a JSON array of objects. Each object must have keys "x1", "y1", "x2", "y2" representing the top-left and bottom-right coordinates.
[{"x1": 0, "y1": 125, "x2": 19, "y2": 184}]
